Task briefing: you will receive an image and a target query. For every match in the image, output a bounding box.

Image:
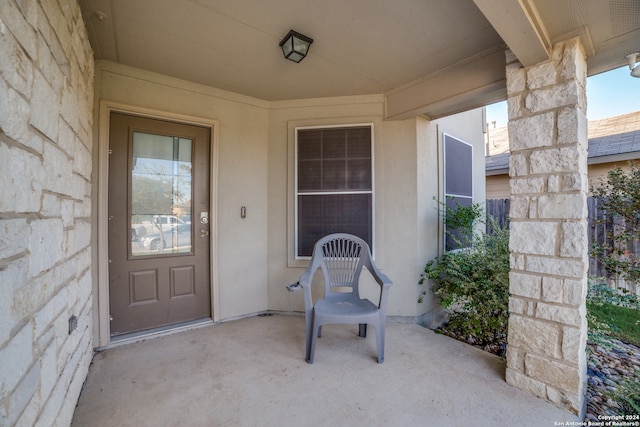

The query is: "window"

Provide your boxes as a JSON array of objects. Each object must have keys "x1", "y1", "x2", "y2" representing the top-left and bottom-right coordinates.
[
  {"x1": 443, "y1": 133, "x2": 473, "y2": 251},
  {"x1": 296, "y1": 125, "x2": 373, "y2": 257}
]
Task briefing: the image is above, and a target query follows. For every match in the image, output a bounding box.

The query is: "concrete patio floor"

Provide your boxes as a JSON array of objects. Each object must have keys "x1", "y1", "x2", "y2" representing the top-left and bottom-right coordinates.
[{"x1": 71, "y1": 314, "x2": 578, "y2": 427}]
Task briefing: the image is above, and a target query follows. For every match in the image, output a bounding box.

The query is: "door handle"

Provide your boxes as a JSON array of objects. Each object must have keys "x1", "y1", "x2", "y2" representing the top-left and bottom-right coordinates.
[{"x1": 200, "y1": 229, "x2": 209, "y2": 237}]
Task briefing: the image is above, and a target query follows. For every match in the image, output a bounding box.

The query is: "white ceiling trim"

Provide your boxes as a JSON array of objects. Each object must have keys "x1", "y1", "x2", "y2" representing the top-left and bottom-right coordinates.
[
  {"x1": 472, "y1": 0, "x2": 551, "y2": 67},
  {"x1": 385, "y1": 47, "x2": 506, "y2": 120}
]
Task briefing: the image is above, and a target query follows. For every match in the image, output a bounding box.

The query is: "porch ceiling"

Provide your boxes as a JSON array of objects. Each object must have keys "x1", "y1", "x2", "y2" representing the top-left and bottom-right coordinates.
[{"x1": 80, "y1": 0, "x2": 640, "y2": 119}]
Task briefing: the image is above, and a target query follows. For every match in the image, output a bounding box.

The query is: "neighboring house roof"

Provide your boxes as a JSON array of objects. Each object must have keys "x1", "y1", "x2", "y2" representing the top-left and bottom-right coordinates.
[
  {"x1": 485, "y1": 111, "x2": 640, "y2": 175},
  {"x1": 485, "y1": 152, "x2": 511, "y2": 174}
]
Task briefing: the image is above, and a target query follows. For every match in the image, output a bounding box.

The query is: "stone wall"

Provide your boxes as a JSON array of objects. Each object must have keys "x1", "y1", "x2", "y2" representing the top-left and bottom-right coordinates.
[
  {"x1": 0, "y1": 0, "x2": 94, "y2": 425},
  {"x1": 505, "y1": 39, "x2": 589, "y2": 416}
]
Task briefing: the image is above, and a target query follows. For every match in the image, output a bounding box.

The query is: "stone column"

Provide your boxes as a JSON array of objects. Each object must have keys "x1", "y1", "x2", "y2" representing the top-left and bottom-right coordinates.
[{"x1": 505, "y1": 39, "x2": 588, "y2": 416}]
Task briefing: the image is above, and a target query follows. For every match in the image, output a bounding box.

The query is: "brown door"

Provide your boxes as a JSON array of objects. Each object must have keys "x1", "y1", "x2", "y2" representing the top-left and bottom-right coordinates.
[{"x1": 108, "y1": 112, "x2": 211, "y2": 336}]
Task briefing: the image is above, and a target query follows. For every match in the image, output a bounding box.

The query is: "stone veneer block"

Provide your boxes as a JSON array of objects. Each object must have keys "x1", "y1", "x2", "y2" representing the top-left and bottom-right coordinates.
[
  {"x1": 509, "y1": 196, "x2": 529, "y2": 219},
  {"x1": 558, "y1": 107, "x2": 588, "y2": 146},
  {"x1": 0, "y1": 80, "x2": 31, "y2": 143},
  {"x1": 525, "y1": 81, "x2": 580, "y2": 113},
  {"x1": 526, "y1": 255, "x2": 585, "y2": 278},
  {"x1": 529, "y1": 147, "x2": 580, "y2": 174},
  {"x1": 509, "y1": 221, "x2": 556, "y2": 256},
  {"x1": 510, "y1": 253, "x2": 525, "y2": 270},
  {"x1": 563, "y1": 279, "x2": 586, "y2": 306},
  {"x1": 527, "y1": 62, "x2": 556, "y2": 89},
  {"x1": 542, "y1": 277, "x2": 564, "y2": 303},
  {"x1": 511, "y1": 177, "x2": 545, "y2": 194},
  {"x1": 509, "y1": 296, "x2": 525, "y2": 314},
  {"x1": 525, "y1": 353, "x2": 581, "y2": 393},
  {"x1": 0, "y1": 218, "x2": 29, "y2": 259},
  {"x1": 509, "y1": 271, "x2": 542, "y2": 298},
  {"x1": 506, "y1": 368, "x2": 548, "y2": 399},
  {"x1": 507, "y1": 95, "x2": 523, "y2": 120},
  {"x1": 509, "y1": 315, "x2": 561, "y2": 358},
  {"x1": 537, "y1": 194, "x2": 585, "y2": 219},
  {"x1": 506, "y1": 63, "x2": 526, "y2": 93},
  {"x1": 561, "y1": 173, "x2": 586, "y2": 192},
  {"x1": 506, "y1": 344, "x2": 525, "y2": 371},
  {"x1": 562, "y1": 326, "x2": 585, "y2": 361},
  {"x1": 560, "y1": 39, "x2": 587, "y2": 83},
  {"x1": 509, "y1": 153, "x2": 527, "y2": 177},
  {"x1": 560, "y1": 222, "x2": 587, "y2": 258},
  {"x1": 536, "y1": 302, "x2": 582, "y2": 327},
  {"x1": 508, "y1": 112, "x2": 554, "y2": 151}
]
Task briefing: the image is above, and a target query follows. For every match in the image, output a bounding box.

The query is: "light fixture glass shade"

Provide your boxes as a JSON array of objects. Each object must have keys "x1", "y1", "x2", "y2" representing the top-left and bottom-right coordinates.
[
  {"x1": 279, "y1": 30, "x2": 313, "y2": 63},
  {"x1": 627, "y1": 53, "x2": 640, "y2": 78}
]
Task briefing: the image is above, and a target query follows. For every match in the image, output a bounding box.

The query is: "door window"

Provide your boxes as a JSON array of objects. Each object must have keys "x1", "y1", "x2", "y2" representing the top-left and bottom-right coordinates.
[{"x1": 130, "y1": 132, "x2": 193, "y2": 256}]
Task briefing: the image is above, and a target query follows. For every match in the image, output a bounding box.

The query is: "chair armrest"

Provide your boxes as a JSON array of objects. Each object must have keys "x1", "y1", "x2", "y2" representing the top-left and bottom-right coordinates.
[
  {"x1": 286, "y1": 282, "x2": 302, "y2": 292},
  {"x1": 297, "y1": 270, "x2": 316, "y2": 312},
  {"x1": 299, "y1": 270, "x2": 314, "y2": 288},
  {"x1": 365, "y1": 262, "x2": 392, "y2": 311},
  {"x1": 367, "y1": 263, "x2": 393, "y2": 289}
]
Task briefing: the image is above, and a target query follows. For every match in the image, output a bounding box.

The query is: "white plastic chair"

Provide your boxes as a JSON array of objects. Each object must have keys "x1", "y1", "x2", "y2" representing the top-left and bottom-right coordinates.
[{"x1": 289, "y1": 233, "x2": 393, "y2": 363}]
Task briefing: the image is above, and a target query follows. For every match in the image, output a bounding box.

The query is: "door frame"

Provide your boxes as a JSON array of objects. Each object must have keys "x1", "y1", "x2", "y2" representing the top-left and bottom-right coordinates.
[{"x1": 97, "y1": 100, "x2": 219, "y2": 347}]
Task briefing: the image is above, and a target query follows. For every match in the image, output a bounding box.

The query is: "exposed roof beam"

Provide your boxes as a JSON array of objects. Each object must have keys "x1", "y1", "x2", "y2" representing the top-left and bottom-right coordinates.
[
  {"x1": 472, "y1": 0, "x2": 551, "y2": 67},
  {"x1": 385, "y1": 48, "x2": 506, "y2": 120}
]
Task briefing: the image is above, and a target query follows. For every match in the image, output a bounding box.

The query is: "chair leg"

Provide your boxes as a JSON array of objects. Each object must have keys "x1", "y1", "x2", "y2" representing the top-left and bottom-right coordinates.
[
  {"x1": 358, "y1": 323, "x2": 367, "y2": 337},
  {"x1": 317, "y1": 325, "x2": 322, "y2": 338},
  {"x1": 375, "y1": 324, "x2": 385, "y2": 363},
  {"x1": 307, "y1": 318, "x2": 321, "y2": 364},
  {"x1": 305, "y1": 312, "x2": 313, "y2": 363}
]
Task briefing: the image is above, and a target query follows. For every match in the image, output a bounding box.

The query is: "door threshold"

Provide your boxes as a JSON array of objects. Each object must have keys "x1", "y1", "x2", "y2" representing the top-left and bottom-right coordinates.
[{"x1": 103, "y1": 318, "x2": 214, "y2": 350}]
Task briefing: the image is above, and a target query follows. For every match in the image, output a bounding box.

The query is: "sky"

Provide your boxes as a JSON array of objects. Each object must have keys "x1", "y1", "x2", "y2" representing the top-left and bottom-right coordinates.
[{"x1": 485, "y1": 65, "x2": 640, "y2": 128}]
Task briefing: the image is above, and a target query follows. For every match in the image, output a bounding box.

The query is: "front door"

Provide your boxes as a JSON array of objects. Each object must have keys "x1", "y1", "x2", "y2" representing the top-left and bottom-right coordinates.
[{"x1": 108, "y1": 112, "x2": 212, "y2": 336}]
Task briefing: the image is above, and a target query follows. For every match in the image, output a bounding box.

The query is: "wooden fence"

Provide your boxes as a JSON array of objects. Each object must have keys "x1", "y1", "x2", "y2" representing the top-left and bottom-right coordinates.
[{"x1": 486, "y1": 197, "x2": 639, "y2": 293}]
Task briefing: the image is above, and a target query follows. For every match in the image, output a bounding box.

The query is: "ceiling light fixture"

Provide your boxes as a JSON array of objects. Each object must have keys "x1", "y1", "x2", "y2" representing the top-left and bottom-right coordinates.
[
  {"x1": 626, "y1": 52, "x2": 640, "y2": 78},
  {"x1": 279, "y1": 30, "x2": 313, "y2": 63}
]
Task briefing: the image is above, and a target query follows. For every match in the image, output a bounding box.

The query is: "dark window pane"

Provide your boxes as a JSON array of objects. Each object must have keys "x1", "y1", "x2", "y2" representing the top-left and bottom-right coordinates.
[
  {"x1": 347, "y1": 128, "x2": 371, "y2": 158},
  {"x1": 347, "y1": 159, "x2": 372, "y2": 190},
  {"x1": 445, "y1": 134, "x2": 473, "y2": 197},
  {"x1": 322, "y1": 159, "x2": 346, "y2": 190},
  {"x1": 298, "y1": 160, "x2": 322, "y2": 191},
  {"x1": 322, "y1": 129, "x2": 346, "y2": 159},
  {"x1": 298, "y1": 194, "x2": 372, "y2": 257},
  {"x1": 298, "y1": 131, "x2": 321, "y2": 160}
]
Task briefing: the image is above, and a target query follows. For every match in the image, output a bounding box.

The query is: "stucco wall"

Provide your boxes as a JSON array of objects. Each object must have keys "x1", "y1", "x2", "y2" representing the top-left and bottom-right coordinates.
[
  {"x1": 415, "y1": 110, "x2": 488, "y2": 322},
  {"x1": 93, "y1": 61, "x2": 486, "y2": 337},
  {"x1": 0, "y1": 0, "x2": 94, "y2": 425}
]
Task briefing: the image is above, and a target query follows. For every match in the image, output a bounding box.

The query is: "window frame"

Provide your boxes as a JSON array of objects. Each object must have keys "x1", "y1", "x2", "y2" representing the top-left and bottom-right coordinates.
[
  {"x1": 443, "y1": 132, "x2": 474, "y2": 252},
  {"x1": 294, "y1": 123, "x2": 375, "y2": 260}
]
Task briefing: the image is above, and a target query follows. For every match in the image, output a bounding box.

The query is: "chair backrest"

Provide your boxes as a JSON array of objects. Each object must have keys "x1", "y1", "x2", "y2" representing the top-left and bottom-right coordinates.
[{"x1": 312, "y1": 234, "x2": 371, "y2": 299}]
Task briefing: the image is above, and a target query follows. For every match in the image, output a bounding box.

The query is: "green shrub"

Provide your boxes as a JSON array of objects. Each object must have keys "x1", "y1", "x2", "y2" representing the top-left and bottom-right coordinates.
[{"x1": 419, "y1": 199, "x2": 510, "y2": 350}]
